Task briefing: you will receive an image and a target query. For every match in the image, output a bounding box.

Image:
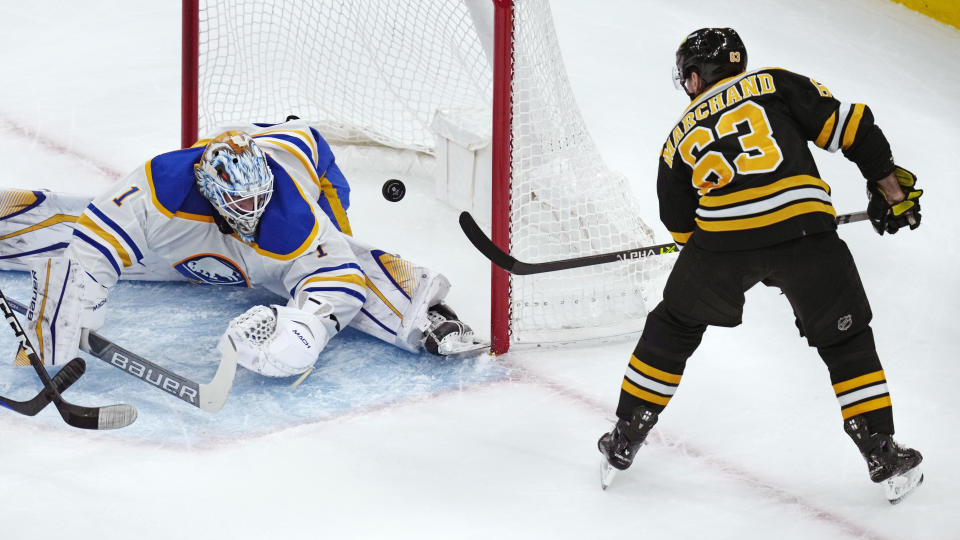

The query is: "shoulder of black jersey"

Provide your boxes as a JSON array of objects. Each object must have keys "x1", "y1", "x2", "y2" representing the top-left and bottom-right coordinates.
[{"x1": 146, "y1": 146, "x2": 216, "y2": 219}]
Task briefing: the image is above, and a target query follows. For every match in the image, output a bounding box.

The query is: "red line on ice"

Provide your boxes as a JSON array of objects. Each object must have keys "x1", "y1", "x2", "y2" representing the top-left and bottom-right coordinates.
[{"x1": 0, "y1": 114, "x2": 124, "y2": 180}]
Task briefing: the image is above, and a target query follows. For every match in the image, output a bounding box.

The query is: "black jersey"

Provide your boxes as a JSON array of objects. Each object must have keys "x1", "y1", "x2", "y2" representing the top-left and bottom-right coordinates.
[{"x1": 657, "y1": 68, "x2": 895, "y2": 251}]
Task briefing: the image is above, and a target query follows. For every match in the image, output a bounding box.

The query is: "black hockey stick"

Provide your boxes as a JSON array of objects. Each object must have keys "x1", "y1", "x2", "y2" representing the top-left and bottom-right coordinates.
[
  {"x1": 7, "y1": 298, "x2": 237, "y2": 412},
  {"x1": 0, "y1": 357, "x2": 85, "y2": 417},
  {"x1": 459, "y1": 210, "x2": 869, "y2": 275},
  {"x1": 0, "y1": 290, "x2": 137, "y2": 430}
]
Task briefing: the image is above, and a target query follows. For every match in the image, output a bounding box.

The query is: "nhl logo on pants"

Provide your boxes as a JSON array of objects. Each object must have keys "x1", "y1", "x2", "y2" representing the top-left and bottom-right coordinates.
[{"x1": 837, "y1": 314, "x2": 853, "y2": 331}]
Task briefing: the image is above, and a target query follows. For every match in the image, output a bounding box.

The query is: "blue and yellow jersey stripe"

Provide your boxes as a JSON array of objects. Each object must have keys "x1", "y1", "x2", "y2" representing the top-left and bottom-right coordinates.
[
  {"x1": 291, "y1": 262, "x2": 367, "y2": 305},
  {"x1": 254, "y1": 132, "x2": 353, "y2": 236},
  {"x1": 71, "y1": 203, "x2": 146, "y2": 277}
]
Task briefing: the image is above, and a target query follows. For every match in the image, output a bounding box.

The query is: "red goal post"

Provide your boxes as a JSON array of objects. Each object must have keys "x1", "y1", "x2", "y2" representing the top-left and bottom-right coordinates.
[{"x1": 181, "y1": 0, "x2": 670, "y2": 354}]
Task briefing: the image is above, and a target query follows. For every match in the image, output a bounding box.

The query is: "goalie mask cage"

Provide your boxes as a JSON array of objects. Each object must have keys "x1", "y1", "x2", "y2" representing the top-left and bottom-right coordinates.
[{"x1": 182, "y1": 0, "x2": 670, "y2": 354}]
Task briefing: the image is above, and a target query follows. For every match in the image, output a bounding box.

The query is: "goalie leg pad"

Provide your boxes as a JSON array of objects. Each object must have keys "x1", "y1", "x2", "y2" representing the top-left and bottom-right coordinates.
[
  {"x1": 342, "y1": 236, "x2": 453, "y2": 353},
  {"x1": 22, "y1": 257, "x2": 107, "y2": 366},
  {"x1": 221, "y1": 304, "x2": 329, "y2": 378}
]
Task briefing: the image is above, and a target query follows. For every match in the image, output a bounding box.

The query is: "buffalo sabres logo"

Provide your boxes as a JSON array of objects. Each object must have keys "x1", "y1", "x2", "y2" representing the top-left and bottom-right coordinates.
[{"x1": 174, "y1": 254, "x2": 248, "y2": 286}]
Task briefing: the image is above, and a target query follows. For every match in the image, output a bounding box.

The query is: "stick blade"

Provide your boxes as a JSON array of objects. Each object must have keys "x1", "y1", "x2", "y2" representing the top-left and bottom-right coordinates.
[
  {"x1": 95, "y1": 404, "x2": 138, "y2": 430},
  {"x1": 198, "y1": 336, "x2": 238, "y2": 412},
  {"x1": 61, "y1": 402, "x2": 138, "y2": 430}
]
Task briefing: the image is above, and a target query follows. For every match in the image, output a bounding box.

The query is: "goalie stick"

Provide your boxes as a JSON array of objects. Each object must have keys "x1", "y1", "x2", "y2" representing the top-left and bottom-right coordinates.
[
  {"x1": 0, "y1": 357, "x2": 86, "y2": 417},
  {"x1": 459, "y1": 210, "x2": 869, "y2": 275},
  {"x1": 7, "y1": 298, "x2": 238, "y2": 413},
  {"x1": 0, "y1": 289, "x2": 137, "y2": 430}
]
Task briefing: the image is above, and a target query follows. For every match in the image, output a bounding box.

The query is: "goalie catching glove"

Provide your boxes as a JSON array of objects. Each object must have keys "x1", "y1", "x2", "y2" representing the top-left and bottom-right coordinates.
[
  {"x1": 867, "y1": 166, "x2": 922, "y2": 235},
  {"x1": 219, "y1": 303, "x2": 332, "y2": 378}
]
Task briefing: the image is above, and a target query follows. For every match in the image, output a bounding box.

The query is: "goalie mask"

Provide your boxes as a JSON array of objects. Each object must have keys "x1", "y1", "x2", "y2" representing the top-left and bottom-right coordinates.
[{"x1": 195, "y1": 130, "x2": 274, "y2": 242}]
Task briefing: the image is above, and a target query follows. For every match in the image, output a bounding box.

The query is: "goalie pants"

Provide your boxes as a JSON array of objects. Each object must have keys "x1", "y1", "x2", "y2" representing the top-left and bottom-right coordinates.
[{"x1": 616, "y1": 231, "x2": 895, "y2": 435}]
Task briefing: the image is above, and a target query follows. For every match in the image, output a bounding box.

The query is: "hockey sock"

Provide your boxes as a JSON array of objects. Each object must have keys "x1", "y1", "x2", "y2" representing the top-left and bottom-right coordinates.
[
  {"x1": 819, "y1": 327, "x2": 894, "y2": 434},
  {"x1": 615, "y1": 304, "x2": 702, "y2": 419}
]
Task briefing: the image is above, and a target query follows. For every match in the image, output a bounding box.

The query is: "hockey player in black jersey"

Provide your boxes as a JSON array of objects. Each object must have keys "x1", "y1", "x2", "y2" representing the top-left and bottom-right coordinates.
[{"x1": 598, "y1": 28, "x2": 923, "y2": 503}]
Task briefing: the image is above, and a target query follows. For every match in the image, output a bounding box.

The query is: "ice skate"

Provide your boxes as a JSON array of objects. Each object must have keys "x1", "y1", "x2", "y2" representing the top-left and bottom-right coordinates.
[
  {"x1": 422, "y1": 303, "x2": 480, "y2": 356},
  {"x1": 597, "y1": 406, "x2": 659, "y2": 490},
  {"x1": 844, "y1": 415, "x2": 924, "y2": 504}
]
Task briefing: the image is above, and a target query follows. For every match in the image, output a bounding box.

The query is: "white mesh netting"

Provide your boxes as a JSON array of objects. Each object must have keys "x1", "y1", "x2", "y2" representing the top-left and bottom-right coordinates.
[
  {"x1": 196, "y1": 0, "x2": 673, "y2": 346},
  {"x1": 505, "y1": 1, "x2": 671, "y2": 343},
  {"x1": 197, "y1": 0, "x2": 491, "y2": 149}
]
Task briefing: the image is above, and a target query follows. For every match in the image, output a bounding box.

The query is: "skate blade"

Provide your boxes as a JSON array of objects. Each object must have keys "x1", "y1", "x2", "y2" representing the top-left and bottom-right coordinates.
[
  {"x1": 600, "y1": 458, "x2": 618, "y2": 490},
  {"x1": 438, "y1": 339, "x2": 489, "y2": 356},
  {"x1": 885, "y1": 466, "x2": 924, "y2": 504}
]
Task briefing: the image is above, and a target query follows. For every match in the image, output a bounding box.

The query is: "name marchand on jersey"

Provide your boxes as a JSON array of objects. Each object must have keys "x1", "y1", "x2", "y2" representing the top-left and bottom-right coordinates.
[
  {"x1": 661, "y1": 70, "x2": 778, "y2": 169},
  {"x1": 656, "y1": 67, "x2": 878, "y2": 251}
]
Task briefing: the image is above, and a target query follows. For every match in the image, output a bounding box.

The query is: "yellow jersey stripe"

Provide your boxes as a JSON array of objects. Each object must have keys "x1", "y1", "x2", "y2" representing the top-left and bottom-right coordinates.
[
  {"x1": 256, "y1": 129, "x2": 318, "y2": 166},
  {"x1": 244, "y1": 175, "x2": 320, "y2": 261},
  {"x1": 77, "y1": 214, "x2": 133, "y2": 268},
  {"x1": 833, "y1": 370, "x2": 886, "y2": 394},
  {"x1": 364, "y1": 277, "x2": 403, "y2": 319},
  {"x1": 299, "y1": 274, "x2": 366, "y2": 291},
  {"x1": 696, "y1": 201, "x2": 836, "y2": 232},
  {"x1": 318, "y1": 174, "x2": 352, "y2": 236},
  {"x1": 841, "y1": 396, "x2": 892, "y2": 419},
  {"x1": 257, "y1": 139, "x2": 352, "y2": 235},
  {"x1": 621, "y1": 379, "x2": 672, "y2": 406},
  {"x1": 146, "y1": 161, "x2": 215, "y2": 222},
  {"x1": 699, "y1": 175, "x2": 831, "y2": 208},
  {"x1": 815, "y1": 112, "x2": 836, "y2": 149},
  {"x1": 841, "y1": 103, "x2": 866, "y2": 150},
  {"x1": 670, "y1": 231, "x2": 692, "y2": 244},
  {"x1": 628, "y1": 355, "x2": 683, "y2": 385},
  {"x1": 0, "y1": 214, "x2": 79, "y2": 241}
]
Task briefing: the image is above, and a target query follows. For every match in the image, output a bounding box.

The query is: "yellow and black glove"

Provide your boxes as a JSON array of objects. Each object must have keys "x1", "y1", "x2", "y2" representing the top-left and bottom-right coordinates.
[{"x1": 867, "y1": 166, "x2": 922, "y2": 235}]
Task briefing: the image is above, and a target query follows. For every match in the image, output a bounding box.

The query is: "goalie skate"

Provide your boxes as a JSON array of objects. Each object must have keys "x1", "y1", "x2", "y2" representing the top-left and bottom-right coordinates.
[{"x1": 423, "y1": 303, "x2": 482, "y2": 356}]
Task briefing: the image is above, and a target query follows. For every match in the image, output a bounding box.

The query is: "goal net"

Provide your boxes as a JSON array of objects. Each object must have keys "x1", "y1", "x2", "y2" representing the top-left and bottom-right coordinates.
[{"x1": 183, "y1": 0, "x2": 672, "y2": 353}]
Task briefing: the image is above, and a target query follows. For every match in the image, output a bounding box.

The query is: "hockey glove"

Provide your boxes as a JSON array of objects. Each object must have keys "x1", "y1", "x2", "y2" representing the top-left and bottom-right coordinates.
[
  {"x1": 220, "y1": 304, "x2": 329, "y2": 378},
  {"x1": 867, "y1": 166, "x2": 922, "y2": 235}
]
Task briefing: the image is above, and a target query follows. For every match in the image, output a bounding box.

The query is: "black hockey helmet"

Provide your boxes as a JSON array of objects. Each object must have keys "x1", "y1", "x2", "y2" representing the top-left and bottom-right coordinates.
[{"x1": 673, "y1": 28, "x2": 747, "y2": 91}]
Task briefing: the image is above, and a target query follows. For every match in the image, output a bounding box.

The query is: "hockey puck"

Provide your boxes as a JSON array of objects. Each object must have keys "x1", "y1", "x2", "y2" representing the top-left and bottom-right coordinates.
[{"x1": 382, "y1": 179, "x2": 406, "y2": 202}]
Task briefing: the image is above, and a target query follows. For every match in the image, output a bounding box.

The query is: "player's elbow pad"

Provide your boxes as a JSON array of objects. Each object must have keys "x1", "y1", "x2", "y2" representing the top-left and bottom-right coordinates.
[{"x1": 221, "y1": 305, "x2": 330, "y2": 378}]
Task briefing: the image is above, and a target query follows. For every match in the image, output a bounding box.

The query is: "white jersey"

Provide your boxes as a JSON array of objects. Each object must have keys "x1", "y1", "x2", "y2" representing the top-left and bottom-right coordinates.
[
  {"x1": 1, "y1": 120, "x2": 458, "y2": 355},
  {"x1": 67, "y1": 121, "x2": 367, "y2": 329}
]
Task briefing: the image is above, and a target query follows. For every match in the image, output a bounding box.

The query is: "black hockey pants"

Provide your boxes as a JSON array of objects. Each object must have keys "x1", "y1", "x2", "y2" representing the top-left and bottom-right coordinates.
[{"x1": 616, "y1": 231, "x2": 895, "y2": 434}]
